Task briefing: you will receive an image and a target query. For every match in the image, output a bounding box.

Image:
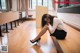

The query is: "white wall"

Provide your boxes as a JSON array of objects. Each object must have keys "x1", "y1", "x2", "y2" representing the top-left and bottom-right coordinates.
[{"x1": 57, "y1": 13, "x2": 80, "y2": 30}]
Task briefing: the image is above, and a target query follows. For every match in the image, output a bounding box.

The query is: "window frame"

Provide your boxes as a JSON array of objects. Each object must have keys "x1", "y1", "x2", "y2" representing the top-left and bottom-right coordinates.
[
  {"x1": 0, "y1": 0, "x2": 7, "y2": 11},
  {"x1": 28, "y1": 0, "x2": 53, "y2": 10}
]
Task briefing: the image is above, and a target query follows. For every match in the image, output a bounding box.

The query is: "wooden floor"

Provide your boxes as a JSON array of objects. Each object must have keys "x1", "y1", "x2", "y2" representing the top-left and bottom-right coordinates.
[
  {"x1": 58, "y1": 24, "x2": 80, "y2": 53},
  {"x1": 8, "y1": 21, "x2": 57, "y2": 53},
  {"x1": 0, "y1": 21, "x2": 80, "y2": 53}
]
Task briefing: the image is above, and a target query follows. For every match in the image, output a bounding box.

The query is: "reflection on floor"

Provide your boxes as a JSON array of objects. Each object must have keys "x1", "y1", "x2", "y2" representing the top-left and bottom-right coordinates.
[
  {"x1": 0, "y1": 21, "x2": 80, "y2": 53},
  {"x1": 0, "y1": 33, "x2": 8, "y2": 53},
  {"x1": 58, "y1": 24, "x2": 80, "y2": 53},
  {"x1": 2, "y1": 33, "x2": 8, "y2": 45},
  {"x1": 8, "y1": 21, "x2": 57, "y2": 53}
]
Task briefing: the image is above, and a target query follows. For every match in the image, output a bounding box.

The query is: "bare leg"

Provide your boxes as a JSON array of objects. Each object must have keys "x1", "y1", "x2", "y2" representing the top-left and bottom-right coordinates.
[{"x1": 32, "y1": 25, "x2": 49, "y2": 42}]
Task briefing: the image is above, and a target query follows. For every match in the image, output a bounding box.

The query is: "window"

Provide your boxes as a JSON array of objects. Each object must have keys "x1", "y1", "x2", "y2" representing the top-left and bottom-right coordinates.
[
  {"x1": 48, "y1": 0, "x2": 53, "y2": 10},
  {"x1": 37, "y1": 0, "x2": 42, "y2": 6},
  {"x1": 32, "y1": 0, "x2": 36, "y2": 9},
  {"x1": 43, "y1": 0, "x2": 48, "y2": 7},
  {"x1": 0, "y1": 0, "x2": 1, "y2": 9},
  {"x1": 0, "y1": 0, "x2": 6, "y2": 10},
  {"x1": 29, "y1": 0, "x2": 53, "y2": 10}
]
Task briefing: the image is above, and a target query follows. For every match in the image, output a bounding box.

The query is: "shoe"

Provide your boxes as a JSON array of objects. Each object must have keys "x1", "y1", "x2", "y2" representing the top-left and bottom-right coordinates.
[{"x1": 30, "y1": 38, "x2": 41, "y2": 43}]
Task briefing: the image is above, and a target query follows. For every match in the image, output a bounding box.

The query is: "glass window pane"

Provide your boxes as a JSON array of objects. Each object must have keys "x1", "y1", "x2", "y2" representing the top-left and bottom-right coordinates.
[
  {"x1": 29, "y1": 0, "x2": 53, "y2": 10},
  {"x1": 0, "y1": 0, "x2": 1, "y2": 9},
  {"x1": 1, "y1": 0, "x2": 6, "y2": 10},
  {"x1": 43, "y1": 0, "x2": 47, "y2": 7},
  {"x1": 48, "y1": 0, "x2": 53, "y2": 10},
  {"x1": 32, "y1": 0, "x2": 36, "y2": 9},
  {"x1": 38, "y1": 0, "x2": 42, "y2": 6}
]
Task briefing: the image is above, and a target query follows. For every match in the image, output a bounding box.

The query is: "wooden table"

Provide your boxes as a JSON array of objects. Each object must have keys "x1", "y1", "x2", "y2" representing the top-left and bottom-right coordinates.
[{"x1": 0, "y1": 11, "x2": 19, "y2": 37}]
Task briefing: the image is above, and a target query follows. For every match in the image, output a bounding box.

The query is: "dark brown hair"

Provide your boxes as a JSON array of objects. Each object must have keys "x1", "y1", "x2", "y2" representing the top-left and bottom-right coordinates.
[{"x1": 41, "y1": 14, "x2": 55, "y2": 27}]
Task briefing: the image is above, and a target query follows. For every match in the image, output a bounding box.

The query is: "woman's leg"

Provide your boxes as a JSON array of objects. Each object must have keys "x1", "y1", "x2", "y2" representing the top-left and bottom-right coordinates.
[{"x1": 32, "y1": 25, "x2": 49, "y2": 42}]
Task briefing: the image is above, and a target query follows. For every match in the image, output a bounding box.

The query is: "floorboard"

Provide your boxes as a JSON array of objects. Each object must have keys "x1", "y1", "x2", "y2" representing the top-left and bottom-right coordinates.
[{"x1": 0, "y1": 21, "x2": 80, "y2": 53}]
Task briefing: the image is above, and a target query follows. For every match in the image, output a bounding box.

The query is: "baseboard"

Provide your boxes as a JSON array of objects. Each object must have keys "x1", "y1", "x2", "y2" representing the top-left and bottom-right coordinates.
[{"x1": 64, "y1": 22, "x2": 80, "y2": 31}]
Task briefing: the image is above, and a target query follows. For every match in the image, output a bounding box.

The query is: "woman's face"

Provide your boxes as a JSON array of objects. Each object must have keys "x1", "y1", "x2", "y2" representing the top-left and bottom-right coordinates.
[{"x1": 44, "y1": 17, "x2": 50, "y2": 23}]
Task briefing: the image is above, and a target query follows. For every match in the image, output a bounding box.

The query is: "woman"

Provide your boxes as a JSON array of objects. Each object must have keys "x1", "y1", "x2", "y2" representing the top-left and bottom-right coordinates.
[{"x1": 30, "y1": 14, "x2": 67, "y2": 43}]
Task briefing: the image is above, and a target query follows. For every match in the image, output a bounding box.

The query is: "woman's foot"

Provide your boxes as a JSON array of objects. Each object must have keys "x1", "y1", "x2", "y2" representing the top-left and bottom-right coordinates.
[{"x1": 30, "y1": 38, "x2": 41, "y2": 43}]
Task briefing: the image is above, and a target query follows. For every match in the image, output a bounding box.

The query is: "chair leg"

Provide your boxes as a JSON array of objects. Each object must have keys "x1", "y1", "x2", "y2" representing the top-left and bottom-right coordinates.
[
  {"x1": 14, "y1": 21, "x2": 17, "y2": 27},
  {"x1": 0, "y1": 26, "x2": 3, "y2": 37},
  {"x1": 17, "y1": 20, "x2": 19, "y2": 26},
  {"x1": 21, "y1": 18, "x2": 23, "y2": 23},
  {"x1": 5, "y1": 23, "x2": 9, "y2": 33},
  {"x1": 10, "y1": 22, "x2": 13, "y2": 30}
]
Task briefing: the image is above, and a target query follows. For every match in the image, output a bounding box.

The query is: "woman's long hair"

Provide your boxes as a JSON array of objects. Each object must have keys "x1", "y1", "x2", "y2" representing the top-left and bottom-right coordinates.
[{"x1": 41, "y1": 14, "x2": 54, "y2": 27}]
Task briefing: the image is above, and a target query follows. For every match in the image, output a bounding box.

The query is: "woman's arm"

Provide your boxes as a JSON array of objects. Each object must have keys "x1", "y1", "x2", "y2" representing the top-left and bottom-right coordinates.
[{"x1": 48, "y1": 18, "x2": 59, "y2": 34}]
